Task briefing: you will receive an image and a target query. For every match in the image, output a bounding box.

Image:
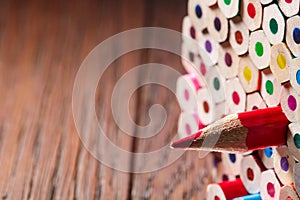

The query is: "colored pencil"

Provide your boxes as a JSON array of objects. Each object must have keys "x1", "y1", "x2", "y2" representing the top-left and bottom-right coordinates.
[
  {"x1": 260, "y1": 170, "x2": 281, "y2": 200},
  {"x1": 260, "y1": 68, "x2": 281, "y2": 107},
  {"x1": 171, "y1": 106, "x2": 289, "y2": 153},
  {"x1": 258, "y1": 147, "x2": 275, "y2": 169},
  {"x1": 198, "y1": 32, "x2": 219, "y2": 67},
  {"x1": 207, "y1": 7, "x2": 229, "y2": 43},
  {"x1": 233, "y1": 193, "x2": 262, "y2": 200},
  {"x1": 178, "y1": 1, "x2": 300, "y2": 196},
  {"x1": 196, "y1": 87, "x2": 225, "y2": 125},
  {"x1": 262, "y1": 4, "x2": 285, "y2": 45},
  {"x1": 246, "y1": 92, "x2": 266, "y2": 111},
  {"x1": 238, "y1": 55, "x2": 261, "y2": 93},
  {"x1": 293, "y1": 162, "x2": 300, "y2": 196},
  {"x1": 198, "y1": 59, "x2": 208, "y2": 77},
  {"x1": 229, "y1": 17, "x2": 249, "y2": 55},
  {"x1": 221, "y1": 152, "x2": 243, "y2": 176},
  {"x1": 280, "y1": 83, "x2": 300, "y2": 122},
  {"x1": 225, "y1": 77, "x2": 246, "y2": 114},
  {"x1": 248, "y1": 30, "x2": 271, "y2": 70},
  {"x1": 196, "y1": 86, "x2": 215, "y2": 124},
  {"x1": 287, "y1": 122, "x2": 300, "y2": 161},
  {"x1": 240, "y1": 155, "x2": 265, "y2": 194},
  {"x1": 207, "y1": 179, "x2": 248, "y2": 200},
  {"x1": 279, "y1": 185, "x2": 299, "y2": 200},
  {"x1": 217, "y1": 0, "x2": 240, "y2": 19},
  {"x1": 188, "y1": 0, "x2": 208, "y2": 31},
  {"x1": 177, "y1": 112, "x2": 205, "y2": 139},
  {"x1": 181, "y1": 41, "x2": 199, "y2": 75},
  {"x1": 176, "y1": 73, "x2": 201, "y2": 112},
  {"x1": 180, "y1": 44, "x2": 208, "y2": 88},
  {"x1": 290, "y1": 57, "x2": 300, "y2": 95},
  {"x1": 286, "y1": 15, "x2": 300, "y2": 57},
  {"x1": 217, "y1": 42, "x2": 240, "y2": 79},
  {"x1": 240, "y1": 0, "x2": 262, "y2": 31},
  {"x1": 270, "y1": 43, "x2": 292, "y2": 84},
  {"x1": 273, "y1": 145, "x2": 295, "y2": 185},
  {"x1": 182, "y1": 16, "x2": 198, "y2": 41},
  {"x1": 205, "y1": 65, "x2": 225, "y2": 103},
  {"x1": 278, "y1": 0, "x2": 300, "y2": 17}
]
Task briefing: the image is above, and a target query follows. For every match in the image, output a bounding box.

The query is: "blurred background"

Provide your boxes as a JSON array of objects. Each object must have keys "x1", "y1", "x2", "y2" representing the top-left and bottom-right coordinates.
[{"x1": 0, "y1": 0, "x2": 212, "y2": 199}]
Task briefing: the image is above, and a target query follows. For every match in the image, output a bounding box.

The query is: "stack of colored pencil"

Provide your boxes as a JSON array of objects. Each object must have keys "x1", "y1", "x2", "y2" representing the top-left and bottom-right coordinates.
[{"x1": 175, "y1": 0, "x2": 300, "y2": 199}]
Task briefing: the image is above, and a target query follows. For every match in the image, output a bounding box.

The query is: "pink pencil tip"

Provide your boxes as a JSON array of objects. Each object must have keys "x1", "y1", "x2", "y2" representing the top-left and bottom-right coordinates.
[{"x1": 171, "y1": 131, "x2": 202, "y2": 149}]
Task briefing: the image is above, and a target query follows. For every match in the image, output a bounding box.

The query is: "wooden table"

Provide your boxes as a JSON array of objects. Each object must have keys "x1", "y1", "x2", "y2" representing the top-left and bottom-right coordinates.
[{"x1": 0, "y1": 0, "x2": 212, "y2": 199}]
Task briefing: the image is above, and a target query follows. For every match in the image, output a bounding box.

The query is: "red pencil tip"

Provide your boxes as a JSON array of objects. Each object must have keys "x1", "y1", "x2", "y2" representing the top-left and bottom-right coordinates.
[{"x1": 171, "y1": 131, "x2": 202, "y2": 149}]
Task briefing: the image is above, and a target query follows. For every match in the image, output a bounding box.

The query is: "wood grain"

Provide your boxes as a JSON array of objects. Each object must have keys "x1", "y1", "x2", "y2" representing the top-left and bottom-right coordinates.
[{"x1": 0, "y1": 0, "x2": 212, "y2": 199}]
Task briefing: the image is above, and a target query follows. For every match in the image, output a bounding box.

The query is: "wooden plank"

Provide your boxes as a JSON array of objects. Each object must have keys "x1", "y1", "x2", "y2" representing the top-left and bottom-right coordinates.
[
  {"x1": 0, "y1": 0, "x2": 209, "y2": 199},
  {"x1": 129, "y1": 1, "x2": 214, "y2": 199},
  {"x1": 0, "y1": 0, "x2": 140, "y2": 199}
]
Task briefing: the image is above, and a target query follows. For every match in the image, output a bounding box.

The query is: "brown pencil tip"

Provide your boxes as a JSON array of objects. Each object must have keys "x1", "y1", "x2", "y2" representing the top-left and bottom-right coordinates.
[{"x1": 171, "y1": 131, "x2": 202, "y2": 149}]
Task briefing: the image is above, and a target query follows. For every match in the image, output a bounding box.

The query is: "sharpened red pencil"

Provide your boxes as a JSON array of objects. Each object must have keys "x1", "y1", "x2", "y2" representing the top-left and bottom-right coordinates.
[{"x1": 171, "y1": 106, "x2": 289, "y2": 153}]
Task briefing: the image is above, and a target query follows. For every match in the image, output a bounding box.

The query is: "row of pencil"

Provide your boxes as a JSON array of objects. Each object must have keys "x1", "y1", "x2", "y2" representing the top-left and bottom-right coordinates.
[
  {"x1": 175, "y1": 0, "x2": 300, "y2": 199},
  {"x1": 206, "y1": 149, "x2": 300, "y2": 199},
  {"x1": 173, "y1": 106, "x2": 300, "y2": 198}
]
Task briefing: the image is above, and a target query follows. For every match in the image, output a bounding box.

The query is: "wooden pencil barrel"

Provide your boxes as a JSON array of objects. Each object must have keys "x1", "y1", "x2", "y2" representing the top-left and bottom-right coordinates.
[
  {"x1": 198, "y1": 33, "x2": 220, "y2": 67},
  {"x1": 286, "y1": 15, "x2": 300, "y2": 57},
  {"x1": 273, "y1": 145, "x2": 295, "y2": 185},
  {"x1": 188, "y1": 0, "x2": 208, "y2": 31},
  {"x1": 205, "y1": 65, "x2": 226, "y2": 103},
  {"x1": 287, "y1": 122, "x2": 300, "y2": 161},
  {"x1": 207, "y1": 7, "x2": 229, "y2": 43},
  {"x1": 197, "y1": 87, "x2": 225, "y2": 125},
  {"x1": 260, "y1": 170, "x2": 281, "y2": 200},
  {"x1": 177, "y1": 112, "x2": 204, "y2": 138},
  {"x1": 217, "y1": 0, "x2": 240, "y2": 19},
  {"x1": 258, "y1": 147, "x2": 275, "y2": 169},
  {"x1": 221, "y1": 153, "x2": 243, "y2": 176},
  {"x1": 248, "y1": 30, "x2": 271, "y2": 70},
  {"x1": 240, "y1": 155, "x2": 264, "y2": 194},
  {"x1": 290, "y1": 57, "x2": 300, "y2": 95},
  {"x1": 246, "y1": 92, "x2": 266, "y2": 111},
  {"x1": 225, "y1": 77, "x2": 246, "y2": 113},
  {"x1": 182, "y1": 16, "x2": 198, "y2": 41},
  {"x1": 181, "y1": 41, "x2": 200, "y2": 75},
  {"x1": 270, "y1": 43, "x2": 292, "y2": 84},
  {"x1": 278, "y1": 0, "x2": 300, "y2": 17},
  {"x1": 260, "y1": 68, "x2": 282, "y2": 107},
  {"x1": 229, "y1": 18, "x2": 249, "y2": 55},
  {"x1": 238, "y1": 55, "x2": 261, "y2": 93},
  {"x1": 217, "y1": 42, "x2": 240, "y2": 79},
  {"x1": 176, "y1": 74, "x2": 202, "y2": 112},
  {"x1": 279, "y1": 185, "x2": 299, "y2": 200},
  {"x1": 240, "y1": 0, "x2": 262, "y2": 31},
  {"x1": 280, "y1": 83, "x2": 300, "y2": 122},
  {"x1": 262, "y1": 4, "x2": 285, "y2": 45}
]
